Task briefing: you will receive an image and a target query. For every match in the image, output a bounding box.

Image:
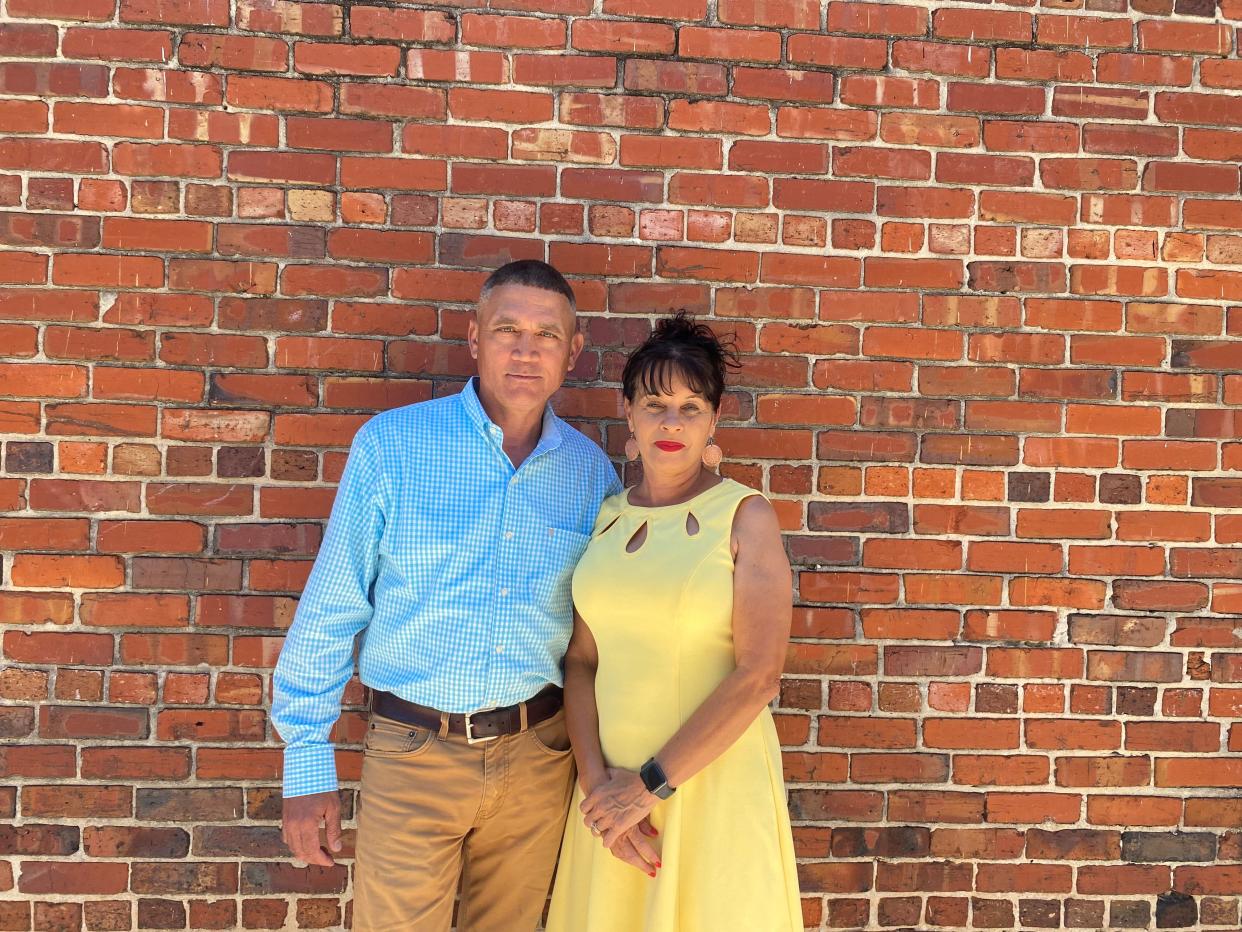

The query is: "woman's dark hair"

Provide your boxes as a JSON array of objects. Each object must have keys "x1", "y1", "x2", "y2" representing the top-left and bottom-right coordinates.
[{"x1": 621, "y1": 311, "x2": 741, "y2": 412}]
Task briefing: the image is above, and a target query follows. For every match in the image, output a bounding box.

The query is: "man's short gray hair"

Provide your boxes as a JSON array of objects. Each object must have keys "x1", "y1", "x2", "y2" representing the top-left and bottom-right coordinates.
[{"x1": 478, "y1": 259, "x2": 576, "y2": 315}]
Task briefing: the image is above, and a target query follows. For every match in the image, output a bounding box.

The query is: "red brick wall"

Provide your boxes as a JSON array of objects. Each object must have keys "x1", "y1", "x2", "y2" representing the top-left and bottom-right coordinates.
[{"x1": 2, "y1": 0, "x2": 1242, "y2": 928}]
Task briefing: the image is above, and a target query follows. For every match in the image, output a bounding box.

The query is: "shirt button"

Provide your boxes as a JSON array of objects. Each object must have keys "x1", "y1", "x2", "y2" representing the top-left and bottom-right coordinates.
[
  {"x1": 496, "y1": 645, "x2": 505, "y2": 654},
  {"x1": 499, "y1": 587, "x2": 509, "y2": 597},
  {"x1": 504, "y1": 531, "x2": 514, "y2": 540}
]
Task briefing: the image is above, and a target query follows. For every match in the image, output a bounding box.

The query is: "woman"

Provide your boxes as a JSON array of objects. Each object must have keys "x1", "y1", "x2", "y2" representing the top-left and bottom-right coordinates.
[{"x1": 546, "y1": 313, "x2": 801, "y2": 931}]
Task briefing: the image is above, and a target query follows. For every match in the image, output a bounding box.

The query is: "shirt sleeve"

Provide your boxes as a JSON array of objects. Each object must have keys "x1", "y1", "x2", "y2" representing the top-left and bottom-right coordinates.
[
  {"x1": 604, "y1": 452, "x2": 623, "y2": 498},
  {"x1": 272, "y1": 422, "x2": 386, "y2": 798}
]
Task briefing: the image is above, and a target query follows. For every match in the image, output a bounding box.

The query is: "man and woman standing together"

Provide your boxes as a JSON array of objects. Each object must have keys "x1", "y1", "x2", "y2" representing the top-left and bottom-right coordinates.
[{"x1": 272, "y1": 260, "x2": 802, "y2": 930}]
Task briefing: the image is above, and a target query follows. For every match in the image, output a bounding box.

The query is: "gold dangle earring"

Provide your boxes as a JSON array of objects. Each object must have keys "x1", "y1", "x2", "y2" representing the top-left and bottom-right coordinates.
[
  {"x1": 625, "y1": 433, "x2": 640, "y2": 462},
  {"x1": 702, "y1": 436, "x2": 722, "y2": 468}
]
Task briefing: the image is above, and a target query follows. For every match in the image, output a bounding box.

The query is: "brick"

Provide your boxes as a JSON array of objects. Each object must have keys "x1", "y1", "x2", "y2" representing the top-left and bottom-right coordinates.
[
  {"x1": 180, "y1": 32, "x2": 287, "y2": 71},
  {"x1": 12, "y1": 554, "x2": 124, "y2": 588},
  {"x1": 1054, "y1": 86, "x2": 1150, "y2": 121},
  {"x1": 130, "y1": 860, "x2": 239, "y2": 895},
  {"x1": 512, "y1": 53, "x2": 616, "y2": 88},
  {"x1": 997, "y1": 47, "x2": 1092, "y2": 83},
  {"x1": 937, "y1": 153, "x2": 1034, "y2": 187},
  {"x1": 1139, "y1": 20, "x2": 1231, "y2": 55},
  {"x1": 1099, "y1": 52, "x2": 1193, "y2": 88},
  {"x1": 1037, "y1": 14, "x2": 1133, "y2": 49},
  {"x1": 827, "y1": 1, "x2": 926, "y2": 37},
  {"x1": 789, "y1": 34, "x2": 886, "y2": 71},
  {"x1": 18, "y1": 861, "x2": 129, "y2": 895},
  {"x1": 280, "y1": 265, "x2": 388, "y2": 299},
  {"x1": 0, "y1": 23, "x2": 60, "y2": 57},
  {"x1": 877, "y1": 187, "x2": 974, "y2": 219},
  {"x1": 840, "y1": 75, "x2": 939, "y2": 110},
  {"x1": 934, "y1": 8, "x2": 1030, "y2": 42},
  {"x1": 20, "y1": 786, "x2": 129, "y2": 824},
  {"x1": 780, "y1": 107, "x2": 878, "y2": 144},
  {"x1": 949, "y1": 82, "x2": 1045, "y2": 116},
  {"x1": 621, "y1": 135, "x2": 721, "y2": 171},
  {"x1": 0, "y1": 63, "x2": 109, "y2": 100},
  {"x1": 0, "y1": 97, "x2": 47, "y2": 134},
  {"x1": 294, "y1": 41, "x2": 398, "y2": 77},
  {"x1": 54, "y1": 101, "x2": 163, "y2": 140},
  {"x1": 235, "y1": 0, "x2": 340, "y2": 34},
  {"x1": 111, "y1": 69, "x2": 217, "y2": 108},
  {"x1": 623, "y1": 59, "x2": 725, "y2": 96},
  {"x1": 681, "y1": 27, "x2": 781, "y2": 63},
  {"x1": 572, "y1": 19, "x2": 674, "y2": 54},
  {"x1": 145, "y1": 482, "x2": 253, "y2": 516}
]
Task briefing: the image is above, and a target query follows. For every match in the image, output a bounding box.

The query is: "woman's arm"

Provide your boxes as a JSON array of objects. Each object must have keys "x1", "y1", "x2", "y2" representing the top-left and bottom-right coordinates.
[
  {"x1": 581, "y1": 494, "x2": 792, "y2": 848},
  {"x1": 563, "y1": 610, "x2": 607, "y2": 795},
  {"x1": 563, "y1": 610, "x2": 661, "y2": 875}
]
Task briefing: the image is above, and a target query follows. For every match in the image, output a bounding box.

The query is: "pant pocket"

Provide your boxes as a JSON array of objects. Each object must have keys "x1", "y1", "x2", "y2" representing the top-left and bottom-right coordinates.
[{"x1": 364, "y1": 714, "x2": 435, "y2": 758}]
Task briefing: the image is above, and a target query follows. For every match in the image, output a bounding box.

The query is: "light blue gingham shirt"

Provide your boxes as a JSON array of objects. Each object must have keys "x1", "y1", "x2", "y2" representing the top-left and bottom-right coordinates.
[{"x1": 272, "y1": 378, "x2": 622, "y2": 798}]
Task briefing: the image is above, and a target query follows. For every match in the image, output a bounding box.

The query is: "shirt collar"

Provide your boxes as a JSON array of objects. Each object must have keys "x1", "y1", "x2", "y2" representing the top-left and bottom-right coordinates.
[{"x1": 460, "y1": 377, "x2": 563, "y2": 457}]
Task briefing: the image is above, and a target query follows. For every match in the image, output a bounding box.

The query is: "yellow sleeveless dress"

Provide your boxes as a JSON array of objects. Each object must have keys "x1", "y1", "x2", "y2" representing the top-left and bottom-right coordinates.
[{"x1": 546, "y1": 478, "x2": 802, "y2": 932}]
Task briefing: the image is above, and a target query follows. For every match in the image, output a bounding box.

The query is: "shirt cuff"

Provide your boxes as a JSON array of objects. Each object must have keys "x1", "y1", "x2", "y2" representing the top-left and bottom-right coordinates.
[{"x1": 281, "y1": 743, "x2": 339, "y2": 799}]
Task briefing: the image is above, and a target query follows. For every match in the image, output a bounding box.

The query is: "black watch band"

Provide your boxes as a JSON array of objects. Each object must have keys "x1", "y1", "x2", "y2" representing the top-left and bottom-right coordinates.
[{"x1": 640, "y1": 757, "x2": 674, "y2": 800}]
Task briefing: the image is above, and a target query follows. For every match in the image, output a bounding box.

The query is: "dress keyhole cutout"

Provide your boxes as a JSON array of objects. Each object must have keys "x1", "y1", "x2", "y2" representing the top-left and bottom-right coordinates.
[
  {"x1": 598, "y1": 515, "x2": 621, "y2": 537},
  {"x1": 685, "y1": 511, "x2": 700, "y2": 537},
  {"x1": 625, "y1": 522, "x2": 648, "y2": 554}
]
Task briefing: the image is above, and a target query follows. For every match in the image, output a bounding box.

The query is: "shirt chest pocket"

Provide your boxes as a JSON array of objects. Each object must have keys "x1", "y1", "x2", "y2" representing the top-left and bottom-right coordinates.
[{"x1": 527, "y1": 526, "x2": 591, "y2": 610}]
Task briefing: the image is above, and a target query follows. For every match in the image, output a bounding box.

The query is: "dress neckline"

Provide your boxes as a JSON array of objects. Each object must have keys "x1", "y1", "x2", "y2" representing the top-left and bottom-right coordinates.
[{"x1": 623, "y1": 477, "x2": 729, "y2": 511}]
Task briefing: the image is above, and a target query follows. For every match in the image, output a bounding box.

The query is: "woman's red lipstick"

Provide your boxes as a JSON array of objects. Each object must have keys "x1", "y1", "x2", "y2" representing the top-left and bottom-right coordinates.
[{"x1": 653, "y1": 441, "x2": 685, "y2": 452}]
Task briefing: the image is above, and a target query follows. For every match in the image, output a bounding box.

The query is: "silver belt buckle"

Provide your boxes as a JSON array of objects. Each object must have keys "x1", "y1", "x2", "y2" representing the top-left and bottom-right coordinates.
[{"x1": 464, "y1": 707, "x2": 499, "y2": 745}]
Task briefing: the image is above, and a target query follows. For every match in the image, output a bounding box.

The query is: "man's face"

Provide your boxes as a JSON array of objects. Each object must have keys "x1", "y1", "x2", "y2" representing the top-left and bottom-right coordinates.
[{"x1": 468, "y1": 283, "x2": 583, "y2": 413}]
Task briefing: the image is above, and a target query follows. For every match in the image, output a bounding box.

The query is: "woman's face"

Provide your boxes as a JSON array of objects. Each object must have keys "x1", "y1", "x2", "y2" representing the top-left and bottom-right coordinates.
[{"x1": 625, "y1": 371, "x2": 718, "y2": 470}]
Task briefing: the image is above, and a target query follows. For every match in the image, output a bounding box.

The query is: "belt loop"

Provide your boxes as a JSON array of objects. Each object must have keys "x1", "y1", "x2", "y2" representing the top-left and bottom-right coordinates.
[
  {"x1": 518, "y1": 701, "x2": 529, "y2": 732},
  {"x1": 437, "y1": 712, "x2": 449, "y2": 740}
]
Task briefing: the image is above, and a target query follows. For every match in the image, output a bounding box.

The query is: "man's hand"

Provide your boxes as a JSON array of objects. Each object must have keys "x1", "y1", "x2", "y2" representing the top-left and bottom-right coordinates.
[
  {"x1": 606, "y1": 818, "x2": 662, "y2": 877},
  {"x1": 282, "y1": 790, "x2": 343, "y2": 867}
]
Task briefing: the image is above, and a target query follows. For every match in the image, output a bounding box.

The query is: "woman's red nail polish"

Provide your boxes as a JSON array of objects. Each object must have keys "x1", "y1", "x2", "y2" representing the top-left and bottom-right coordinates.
[
  {"x1": 655, "y1": 861, "x2": 662, "y2": 868},
  {"x1": 648, "y1": 871, "x2": 656, "y2": 878}
]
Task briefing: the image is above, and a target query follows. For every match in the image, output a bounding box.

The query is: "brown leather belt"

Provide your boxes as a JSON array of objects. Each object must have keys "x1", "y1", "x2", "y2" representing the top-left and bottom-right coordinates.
[{"x1": 369, "y1": 685, "x2": 563, "y2": 745}]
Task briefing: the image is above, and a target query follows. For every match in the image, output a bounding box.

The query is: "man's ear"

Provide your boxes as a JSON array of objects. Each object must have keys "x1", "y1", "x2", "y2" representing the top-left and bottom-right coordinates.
[
  {"x1": 467, "y1": 314, "x2": 479, "y2": 360},
  {"x1": 567, "y1": 330, "x2": 585, "y2": 371}
]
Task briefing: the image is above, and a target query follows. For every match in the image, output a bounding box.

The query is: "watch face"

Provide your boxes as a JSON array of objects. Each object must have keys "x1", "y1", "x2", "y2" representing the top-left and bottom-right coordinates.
[{"x1": 642, "y1": 759, "x2": 673, "y2": 797}]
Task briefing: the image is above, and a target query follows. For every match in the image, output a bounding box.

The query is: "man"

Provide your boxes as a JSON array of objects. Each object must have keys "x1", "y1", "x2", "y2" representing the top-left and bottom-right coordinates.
[{"x1": 272, "y1": 260, "x2": 622, "y2": 930}]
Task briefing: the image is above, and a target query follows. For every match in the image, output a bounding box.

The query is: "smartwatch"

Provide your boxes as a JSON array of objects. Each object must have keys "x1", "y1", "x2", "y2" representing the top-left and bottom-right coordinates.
[{"x1": 640, "y1": 757, "x2": 675, "y2": 800}]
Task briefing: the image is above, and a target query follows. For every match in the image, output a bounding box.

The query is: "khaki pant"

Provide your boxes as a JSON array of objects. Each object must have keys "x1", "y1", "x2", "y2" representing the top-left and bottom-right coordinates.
[{"x1": 353, "y1": 705, "x2": 576, "y2": 932}]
